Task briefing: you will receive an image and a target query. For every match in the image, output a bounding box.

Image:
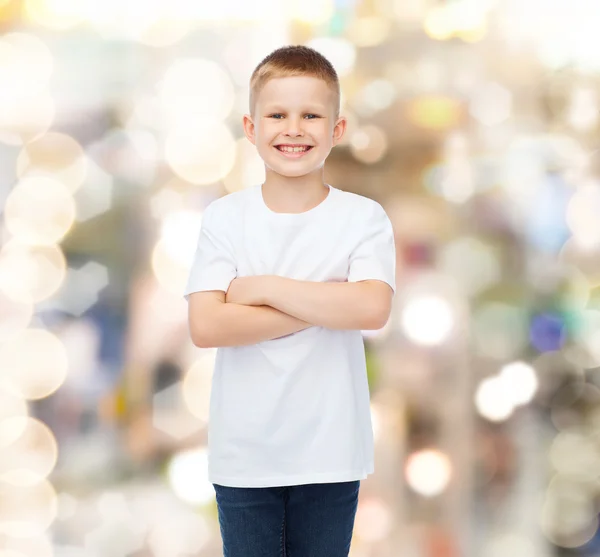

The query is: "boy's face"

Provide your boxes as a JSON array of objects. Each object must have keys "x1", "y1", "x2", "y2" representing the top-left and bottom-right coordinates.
[{"x1": 243, "y1": 76, "x2": 346, "y2": 179}]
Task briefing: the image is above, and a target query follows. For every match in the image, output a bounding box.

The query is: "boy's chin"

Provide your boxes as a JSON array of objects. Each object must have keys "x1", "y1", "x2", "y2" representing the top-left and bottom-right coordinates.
[{"x1": 268, "y1": 164, "x2": 321, "y2": 178}]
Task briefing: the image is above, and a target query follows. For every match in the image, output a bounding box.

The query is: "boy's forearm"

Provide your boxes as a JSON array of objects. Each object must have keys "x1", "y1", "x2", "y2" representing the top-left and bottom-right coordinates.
[
  {"x1": 199, "y1": 302, "x2": 312, "y2": 348},
  {"x1": 264, "y1": 277, "x2": 387, "y2": 330}
]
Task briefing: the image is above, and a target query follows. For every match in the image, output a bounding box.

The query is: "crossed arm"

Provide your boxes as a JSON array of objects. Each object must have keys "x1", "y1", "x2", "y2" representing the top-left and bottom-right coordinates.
[{"x1": 189, "y1": 275, "x2": 393, "y2": 348}]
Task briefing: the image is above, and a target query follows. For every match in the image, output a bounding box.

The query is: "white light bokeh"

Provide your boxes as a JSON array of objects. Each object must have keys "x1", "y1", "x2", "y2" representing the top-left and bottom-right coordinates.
[
  {"x1": 405, "y1": 449, "x2": 452, "y2": 497},
  {"x1": 159, "y1": 210, "x2": 204, "y2": 268},
  {"x1": 16, "y1": 132, "x2": 88, "y2": 194},
  {"x1": 167, "y1": 448, "x2": 214, "y2": 506},
  {"x1": 565, "y1": 181, "x2": 600, "y2": 250},
  {"x1": 499, "y1": 361, "x2": 538, "y2": 406},
  {"x1": 159, "y1": 59, "x2": 235, "y2": 124},
  {"x1": 164, "y1": 121, "x2": 236, "y2": 185},
  {"x1": 4, "y1": 176, "x2": 76, "y2": 247},
  {"x1": 0, "y1": 328, "x2": 68, "y2": 400},
  {"x1": 0, "y1": 477, "x2": 58, "y2": 538},
  {"x1": 475, "y1": 376, "x2": 514, "y2": 422},
  {"x1": 401, "y1": 295, "x2": 454, "y2": 346},
  {"x1": 306, "y1": 37, "x2": 356, "y2": 77},
  {"x1": 0, "y1": 417, "x2": 58, "y2": 486},
  {"x1": 350, "y1": 125, "x2": 388, "y2": 164},
  {"x1": 0, "y1": 241, "x2": 67, "y2": 305}
]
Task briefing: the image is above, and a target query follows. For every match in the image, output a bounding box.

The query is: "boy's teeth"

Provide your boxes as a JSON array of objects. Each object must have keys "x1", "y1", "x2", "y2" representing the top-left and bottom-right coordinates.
[{"x1": 279, "y1": 146, "x2": 309, "y2": 152}]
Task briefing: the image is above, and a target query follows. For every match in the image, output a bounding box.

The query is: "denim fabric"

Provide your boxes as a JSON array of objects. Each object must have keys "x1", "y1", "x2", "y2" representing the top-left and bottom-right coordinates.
[{"x1": 213, "y1": 480, "x2": 360, "y2": 557}]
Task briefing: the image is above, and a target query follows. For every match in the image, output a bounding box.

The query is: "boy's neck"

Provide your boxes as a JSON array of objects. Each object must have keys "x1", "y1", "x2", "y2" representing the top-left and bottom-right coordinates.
[{"x1": 261, "y1": 171, "x2": 330, "y2": 214}]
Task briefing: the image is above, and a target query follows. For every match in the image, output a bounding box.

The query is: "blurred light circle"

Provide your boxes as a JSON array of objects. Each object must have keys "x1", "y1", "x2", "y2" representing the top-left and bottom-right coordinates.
[
  {"x1": 353, "y1": 497, "x2": 392, "y2": 542},
  {"x1": 350, "y1": 125, "x2": 388, "y2": 164},
  {"x1": 0, "y1": 290, "x2": 32, "y2": 342},
  {"x1": 0, "y1": 93, "x2": 55, "y2": 147},
  {"x1": 439, "y1": 237, "x2": 500, "y2": 297},
  {"x1": 159, "y1": 59, "x2": 235, "y2": 123},
  {"x1": 530, "y1": 313, "x2": 566, "y2": 352},
  {"x1": 0, "y1": 328, "x2": 68, "y2": 400},
  {"x1": 165, "y1": 121, "x2": 236, "y2": 185},
  {"x1": 306, "y1": 38, "x2": 356, "y2": 77},
  {"x1": 285, "y1": 0, "x2": 334, "y2": 25},
  {"x1": 1, "y1": 535, "x2": 53, "y2": 557},
  {"x1": 565, "y1": 182, "x2": 600, "y2": 250},
  {"x1": 160, "y1": 210, "x2": 203, "y2": 268},
  {"x1": 4, "y1": 176, "x2": 76, "y2": 246},
  {"x1": 499, "y1": 361, "x2": 538, "y2": 406},
  {"x1": 0, "y1": 34, "x2": 53, "y2": 98},
  {"x1": 136, "y1": 14, "x2": 191, "y2": 47},
  {"x1": 223, "y1": 138, "x2": 265, "y2": 193},
  {"x1": 84, "y1": 0, "x2": 165, "y2": 41},
  {"x1": 475, "y1": 376, "x2": 514, "y2": 422},
  {"x1": 167, "y1": 448, "x2": 213, "y2": 505},
  {"x1": 151, "y1": 239, "x2": 190, "y2": 296},
  {"x1": 0, "y1": 549, "x2": 27, "y2": 557},
  {"x1": 182, "y1": 352, "x2": 216, "y2": 422},
  {"x1": 149, "y1": 185, "x2": 186, "y2": 221},
  {"x1": 424, "y1": 3, "x2": 487, "y2": 42},
  {"x1": 0, "y1": 417, "x2": 58, "y2": 486},
  {"x1": 469, "y1": 82, "x2": 512, "y2": 126},
  {"x1": 401, "y1": 295, "x2": 453, "y2": 346},
  {"x1": 0, "y1": 477, "x2": 57, "y2": 538},
  {"x1": 128, "y1": 95, "x2": 162, "y2": 130},
  {"x1": 405, "y1": 449, "x2": 451, "y2": 497},
  {"x1": 346, "y1": 16, "x2": 391, "y2": 47},
  {"x1": 24, "y1": 0, "x2": 84, "y2": 30},
  {"x1": 549, "y1": 430, "x2": 600, "y2": 481},
  {"x1": 559, "y1": 237, "x2": 600, "y2": 287},
  {"x1": 541, "y1": 476, "x2": 598, "y2": 548},
  {"x1": 406, "y1": 95, "x2": 462, "y2": 130},
  {"x1": 563, "y1": 267, "x2": 591, "y2": 309},
  {"x1": 571, "y1": 310, "x2": 600, "y2": 367},
  {"x1": 550, "y1": 383, "x2": 600, "y2": 432},
  {"x1": 483, "y1": 532, "x2": 535, "y2": 557},
  {"x1": 17, "y1": 132, "x2": 88, "y2": 194},
  {"x1": 352, "y1": 79, "x2": 396, "y2": 117},
  {"x1": 0, "y1": 242, "x2": 66, "y2": 305},
  {"x1": 0, "y1": 387, "x2": 28, "y2": 434},
  {"x1": 566, "y1": 87, "x2": 599, "y2": 132}
]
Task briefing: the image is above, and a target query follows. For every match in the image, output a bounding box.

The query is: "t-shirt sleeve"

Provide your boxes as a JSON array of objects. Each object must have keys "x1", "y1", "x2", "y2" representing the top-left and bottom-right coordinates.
[
  {"x1": 183, "y1": 202, "x2": 237, "y2": 301},
  {"x1": 347, "y1": 200, "x2": 396, "y2": 293}
]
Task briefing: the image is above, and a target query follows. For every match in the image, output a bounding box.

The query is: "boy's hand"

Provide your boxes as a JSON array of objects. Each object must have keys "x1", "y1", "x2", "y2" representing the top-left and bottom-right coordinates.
[{"x1": 226, "y1": 276, "x2": 274, "y2": 306}]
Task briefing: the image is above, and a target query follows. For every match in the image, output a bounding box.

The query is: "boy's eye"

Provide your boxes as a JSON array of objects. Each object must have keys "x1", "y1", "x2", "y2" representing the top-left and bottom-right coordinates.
[{"x1": 268, "y1": 114, "x2": 321, "y2": 119}]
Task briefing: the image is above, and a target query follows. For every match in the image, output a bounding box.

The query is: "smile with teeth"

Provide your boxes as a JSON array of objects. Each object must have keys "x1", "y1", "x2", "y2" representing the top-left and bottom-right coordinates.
[{"x1": 275, "y1": 145, "x2": 313, "y2": 153}]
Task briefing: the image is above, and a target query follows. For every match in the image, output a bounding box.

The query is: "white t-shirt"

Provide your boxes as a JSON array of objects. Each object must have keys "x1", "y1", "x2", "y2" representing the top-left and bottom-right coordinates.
[{"x1": 184, "y1": 184, "x2": 396, "y2": 488}]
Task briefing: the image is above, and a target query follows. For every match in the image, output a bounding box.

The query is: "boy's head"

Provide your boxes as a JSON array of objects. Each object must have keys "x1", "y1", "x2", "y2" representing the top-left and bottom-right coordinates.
[
  {"x1": 249, "y1": 45, "x2": 340, "y2": 118},
  {"x1": 243, "y1": 45, "x2": 346, "y2": 180}
]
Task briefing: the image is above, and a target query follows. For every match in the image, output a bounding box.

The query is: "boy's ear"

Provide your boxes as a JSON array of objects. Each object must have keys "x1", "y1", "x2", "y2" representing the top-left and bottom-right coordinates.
[
  {"x1": 242, "y1": 114, "x2": 256, "y2": 145},
  {"x1": 332, "y1": 116, "x2": 347, "y2": 147}
]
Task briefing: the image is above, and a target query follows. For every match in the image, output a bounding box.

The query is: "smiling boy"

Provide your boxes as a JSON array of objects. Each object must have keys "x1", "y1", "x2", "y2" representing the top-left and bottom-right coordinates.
[{"x1": 184, "y1": 45, "x2": 396, "y2": 557}]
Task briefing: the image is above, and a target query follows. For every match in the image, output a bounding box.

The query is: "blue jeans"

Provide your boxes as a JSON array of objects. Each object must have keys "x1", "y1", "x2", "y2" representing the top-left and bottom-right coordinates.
[{"x1": 213, "y1": 480, "x2": 360, "y2": 557}]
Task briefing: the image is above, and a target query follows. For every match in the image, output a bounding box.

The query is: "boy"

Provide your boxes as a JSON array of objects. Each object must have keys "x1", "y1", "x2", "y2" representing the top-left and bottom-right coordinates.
[{"x1": 184, "y1": 45, "x2": 396, "y2": 557}]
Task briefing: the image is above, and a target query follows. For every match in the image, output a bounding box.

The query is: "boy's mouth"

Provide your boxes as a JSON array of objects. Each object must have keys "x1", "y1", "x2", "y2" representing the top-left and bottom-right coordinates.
[{"x1": 274, "y1": 144, "x2": 314, "y2": 158}]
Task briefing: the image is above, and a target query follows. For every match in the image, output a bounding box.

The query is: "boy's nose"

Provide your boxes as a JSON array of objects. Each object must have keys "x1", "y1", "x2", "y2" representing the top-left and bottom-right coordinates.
[{"x1": 284, "y1": 118, "x2": 304, "y2": 136}]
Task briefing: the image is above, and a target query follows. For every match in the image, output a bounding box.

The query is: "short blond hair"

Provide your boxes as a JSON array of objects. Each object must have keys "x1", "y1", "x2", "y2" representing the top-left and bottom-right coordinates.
[{"x1": 249, "y1": 45, "x2": 340, "y2": 117}]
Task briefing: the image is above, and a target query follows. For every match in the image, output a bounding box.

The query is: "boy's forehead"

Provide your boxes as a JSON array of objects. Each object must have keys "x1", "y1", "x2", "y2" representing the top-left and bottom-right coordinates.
[{"x1": 256, "y1": 76, "x2": 336, "y2": 109}]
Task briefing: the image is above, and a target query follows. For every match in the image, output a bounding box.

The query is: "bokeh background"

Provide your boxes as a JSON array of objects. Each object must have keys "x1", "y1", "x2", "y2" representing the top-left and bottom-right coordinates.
[{"x1": 1, "y1": 0, "x2": 600, "y2": 556}]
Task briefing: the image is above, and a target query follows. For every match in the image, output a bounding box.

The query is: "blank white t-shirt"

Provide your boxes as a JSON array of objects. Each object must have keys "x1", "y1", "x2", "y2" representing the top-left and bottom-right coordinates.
[{"x1": 184, "y1": 184, "x2": 396, "y2": 488}]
